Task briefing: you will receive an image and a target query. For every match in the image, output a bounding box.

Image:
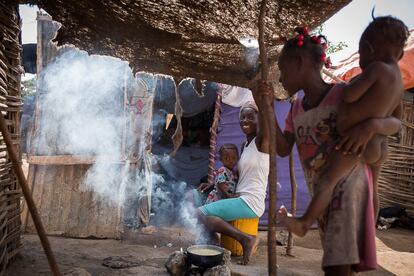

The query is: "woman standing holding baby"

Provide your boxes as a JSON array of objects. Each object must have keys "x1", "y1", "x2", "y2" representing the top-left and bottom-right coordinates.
[{"x1": 269, "y1": 17, "x2": 407, "y2": 275}]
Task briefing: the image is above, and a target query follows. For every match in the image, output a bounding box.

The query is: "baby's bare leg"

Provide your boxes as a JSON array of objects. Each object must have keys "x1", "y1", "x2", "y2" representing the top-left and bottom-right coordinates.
[
  {"x1": 281, "y1": 151, "x2": 359, "y2": 237},
  {"x1": 364, "y1": 135, "x2": 387, "y2": 164}
]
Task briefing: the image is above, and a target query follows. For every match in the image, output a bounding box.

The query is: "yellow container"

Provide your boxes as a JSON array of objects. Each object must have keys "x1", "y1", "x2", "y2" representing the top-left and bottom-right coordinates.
[{"x1": 220, "y1": 218, "x2": 259, "y2": 256}]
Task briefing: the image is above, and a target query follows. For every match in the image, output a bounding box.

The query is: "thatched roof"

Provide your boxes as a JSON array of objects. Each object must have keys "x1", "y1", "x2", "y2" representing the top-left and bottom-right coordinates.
[{"x1": 24, "y1": 0, "x2": 350, "y2": 87}]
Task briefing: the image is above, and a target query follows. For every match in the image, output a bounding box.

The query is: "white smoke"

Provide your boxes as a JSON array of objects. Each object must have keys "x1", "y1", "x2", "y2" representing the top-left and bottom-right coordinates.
[
  {"x1": 34, "y1": 49, "x2": 205, "y2": 236},
  {"x1": 36, "y1": 49, "x2": 125, "y2": 155},
  {"x1": 34, "y1": 49, "x2": 129, "y2": 203},
  {"x1": 179, "y1": 200, "x2": 209, "y2": 244}
]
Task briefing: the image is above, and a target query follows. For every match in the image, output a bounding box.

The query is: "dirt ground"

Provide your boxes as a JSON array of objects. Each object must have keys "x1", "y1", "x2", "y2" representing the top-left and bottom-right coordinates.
[
  {"x1": 10, "y1": 162, "x2": 414, "y2": 275},
  {"x1": 6, "y1": 227, "x2": 414, "y2": 276}
]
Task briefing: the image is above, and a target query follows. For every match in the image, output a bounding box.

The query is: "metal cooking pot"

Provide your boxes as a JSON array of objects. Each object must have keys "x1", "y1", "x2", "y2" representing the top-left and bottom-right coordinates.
[{"x1": 187, "y1": 245, "x2": 225, "y2": 268}]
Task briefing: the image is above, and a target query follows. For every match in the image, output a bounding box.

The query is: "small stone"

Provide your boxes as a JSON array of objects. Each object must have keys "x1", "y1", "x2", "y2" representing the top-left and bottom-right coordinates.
[
  {"x1": 102, "y1": 256, "x2": 141, "y2": 269},
  {"x1": 222, "y1": 249, "x2": 231, "y2": 267},
  {"x1": 203, "y1": 265, "x2": 231, "y2": 276},
  {"x1": 154, "y1": 245, "x2": 157, "y2": 248},
  {"x1": 189, "y1": 267, "x2": 203, "y2": 276},
  {"x1": 165, "y1": 251, "x2": 189, "y2": 276},
  {"x1": 167, "y1": 243, "x2": 173, "y2": 247}
]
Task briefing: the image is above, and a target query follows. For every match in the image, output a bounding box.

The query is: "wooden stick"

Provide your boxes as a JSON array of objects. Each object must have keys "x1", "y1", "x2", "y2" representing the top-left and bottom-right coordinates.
[
  {"x1": 0, "y1": 113, "x2": 61, "y2": 276},
  {"x1": 322, "y1": 68, "x2": 345, "y2": 83},
  {"x1": 207, "y1": 91, "x2": 222, "y2": 185},
  {"x1": 258, "y1": 1, "x2": 277, "y2": 275},
  {"x1": 171, "y1": 78, "x2": 183, "y2": 156},
  {"x1": 286, "y1": 152, "x2": 297, "y2": 256},
  {"x1": 121, "y1": 63, "x2": 128, "y2": 159},
  {"x1": 259, "y1": 3, "x2": 269, "y2": 80}
]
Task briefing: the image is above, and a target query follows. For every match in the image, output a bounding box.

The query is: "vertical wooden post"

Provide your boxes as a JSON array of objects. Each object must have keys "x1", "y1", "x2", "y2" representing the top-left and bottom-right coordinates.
[
  {"x1": 207, "y1": 91, "x2": 222, "y2": 185},
  {"x1": 121, "y1": 63, "x2": 128, "y2": 159},
  {"x1": 286, "y1": 152, "x2": 297, "y2": 256},
  {"x1": 171, "y1": 78, "x2": 183, "y2": 156},
  {"x1": 258, "y1": 0, "x2": 277, "y2": 275},
  {"x1": 23, "y1": 12, "x2": 58, "y2": 231}
]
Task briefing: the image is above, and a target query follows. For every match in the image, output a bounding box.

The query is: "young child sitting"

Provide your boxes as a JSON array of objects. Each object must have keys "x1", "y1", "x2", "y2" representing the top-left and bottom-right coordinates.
[
  {"x1": 205, "y1": 144, "x2": 239, "y2": 203},
  {"x1": 280, "y1": 16, "x2": 408, "y2": 237}
]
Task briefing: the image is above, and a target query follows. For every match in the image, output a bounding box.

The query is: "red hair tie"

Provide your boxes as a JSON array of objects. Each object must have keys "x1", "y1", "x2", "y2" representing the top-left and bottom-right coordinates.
[
  {"x1": 296, "y1": 33, "x2": 305, "y2": 47},
  {"x1": 311, "y1": 35, "x2": 322, "y2": 45}
]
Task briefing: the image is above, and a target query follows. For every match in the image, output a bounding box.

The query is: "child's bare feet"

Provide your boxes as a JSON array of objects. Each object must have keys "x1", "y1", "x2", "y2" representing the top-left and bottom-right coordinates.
[
  {"x1": 278, "y1": 206, "x2": 308, "y2": 237},
  {"x1": 238, "y1": 235, "x2": 259, "y2": 265}
]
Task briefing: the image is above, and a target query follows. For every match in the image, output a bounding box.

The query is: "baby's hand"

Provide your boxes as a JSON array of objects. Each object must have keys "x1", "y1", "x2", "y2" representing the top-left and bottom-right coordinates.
[
  {"x1": 198, "y1": 182, "x2": 213, "y2": 193},
  {"x1": 217, "y1": 182, "x2": 230, "y2": 193},
  {"x1": 336, "y1": 120, "x2": 375, "y2": 156}
]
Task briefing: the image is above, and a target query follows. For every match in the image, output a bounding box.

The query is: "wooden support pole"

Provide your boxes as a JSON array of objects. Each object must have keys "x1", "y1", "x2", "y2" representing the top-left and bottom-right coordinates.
[
  {"x1": 258, "y1": 0, "x2": 277, "y2": 275},
  {"x1": 207, "y1": 91, "x2": 222, "y2": 185},
  {"x1": 0, "y1": 113, "x2": 61, "y2": 276},
  {"x1": 286, "y1": 152, "x2": 297, "y2": 256},
  {"x1": 171, "y1": 78, "x2": 183, "y2": 156}
]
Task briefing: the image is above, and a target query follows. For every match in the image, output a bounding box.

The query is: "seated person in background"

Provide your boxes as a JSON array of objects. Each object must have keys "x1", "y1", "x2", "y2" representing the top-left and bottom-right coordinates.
[{"x1": 205, "y1": 144, "x2": 239, "y2": 203}]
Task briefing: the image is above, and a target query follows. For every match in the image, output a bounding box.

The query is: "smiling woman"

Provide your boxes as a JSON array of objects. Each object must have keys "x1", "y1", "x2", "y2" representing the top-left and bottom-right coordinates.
[{"x1": 194, "y1": 95, "x2": 272, "y2": 265}]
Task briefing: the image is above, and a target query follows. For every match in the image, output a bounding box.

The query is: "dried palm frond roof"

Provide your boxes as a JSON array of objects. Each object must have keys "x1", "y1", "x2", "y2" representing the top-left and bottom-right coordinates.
[{"x1": 22, "y1": 0, "x2": 350, "y2": 88}]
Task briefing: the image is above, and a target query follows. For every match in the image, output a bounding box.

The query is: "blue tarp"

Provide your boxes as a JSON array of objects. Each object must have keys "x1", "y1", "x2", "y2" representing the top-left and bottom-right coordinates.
[{"x1": 151, "y1": 80, "x2": 310, "y2": 227}]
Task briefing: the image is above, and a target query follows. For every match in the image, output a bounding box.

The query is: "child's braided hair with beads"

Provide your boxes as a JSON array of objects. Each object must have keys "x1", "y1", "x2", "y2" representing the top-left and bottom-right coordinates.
[{"x1": 280, "y1": 26, "x2": 332, "y2": 68}]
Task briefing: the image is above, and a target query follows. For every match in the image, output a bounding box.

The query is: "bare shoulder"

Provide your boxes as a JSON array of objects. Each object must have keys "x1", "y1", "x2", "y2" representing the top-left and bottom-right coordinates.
[{"x1": 364, "y1": 62, "x2": 398, "y2": 80}]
